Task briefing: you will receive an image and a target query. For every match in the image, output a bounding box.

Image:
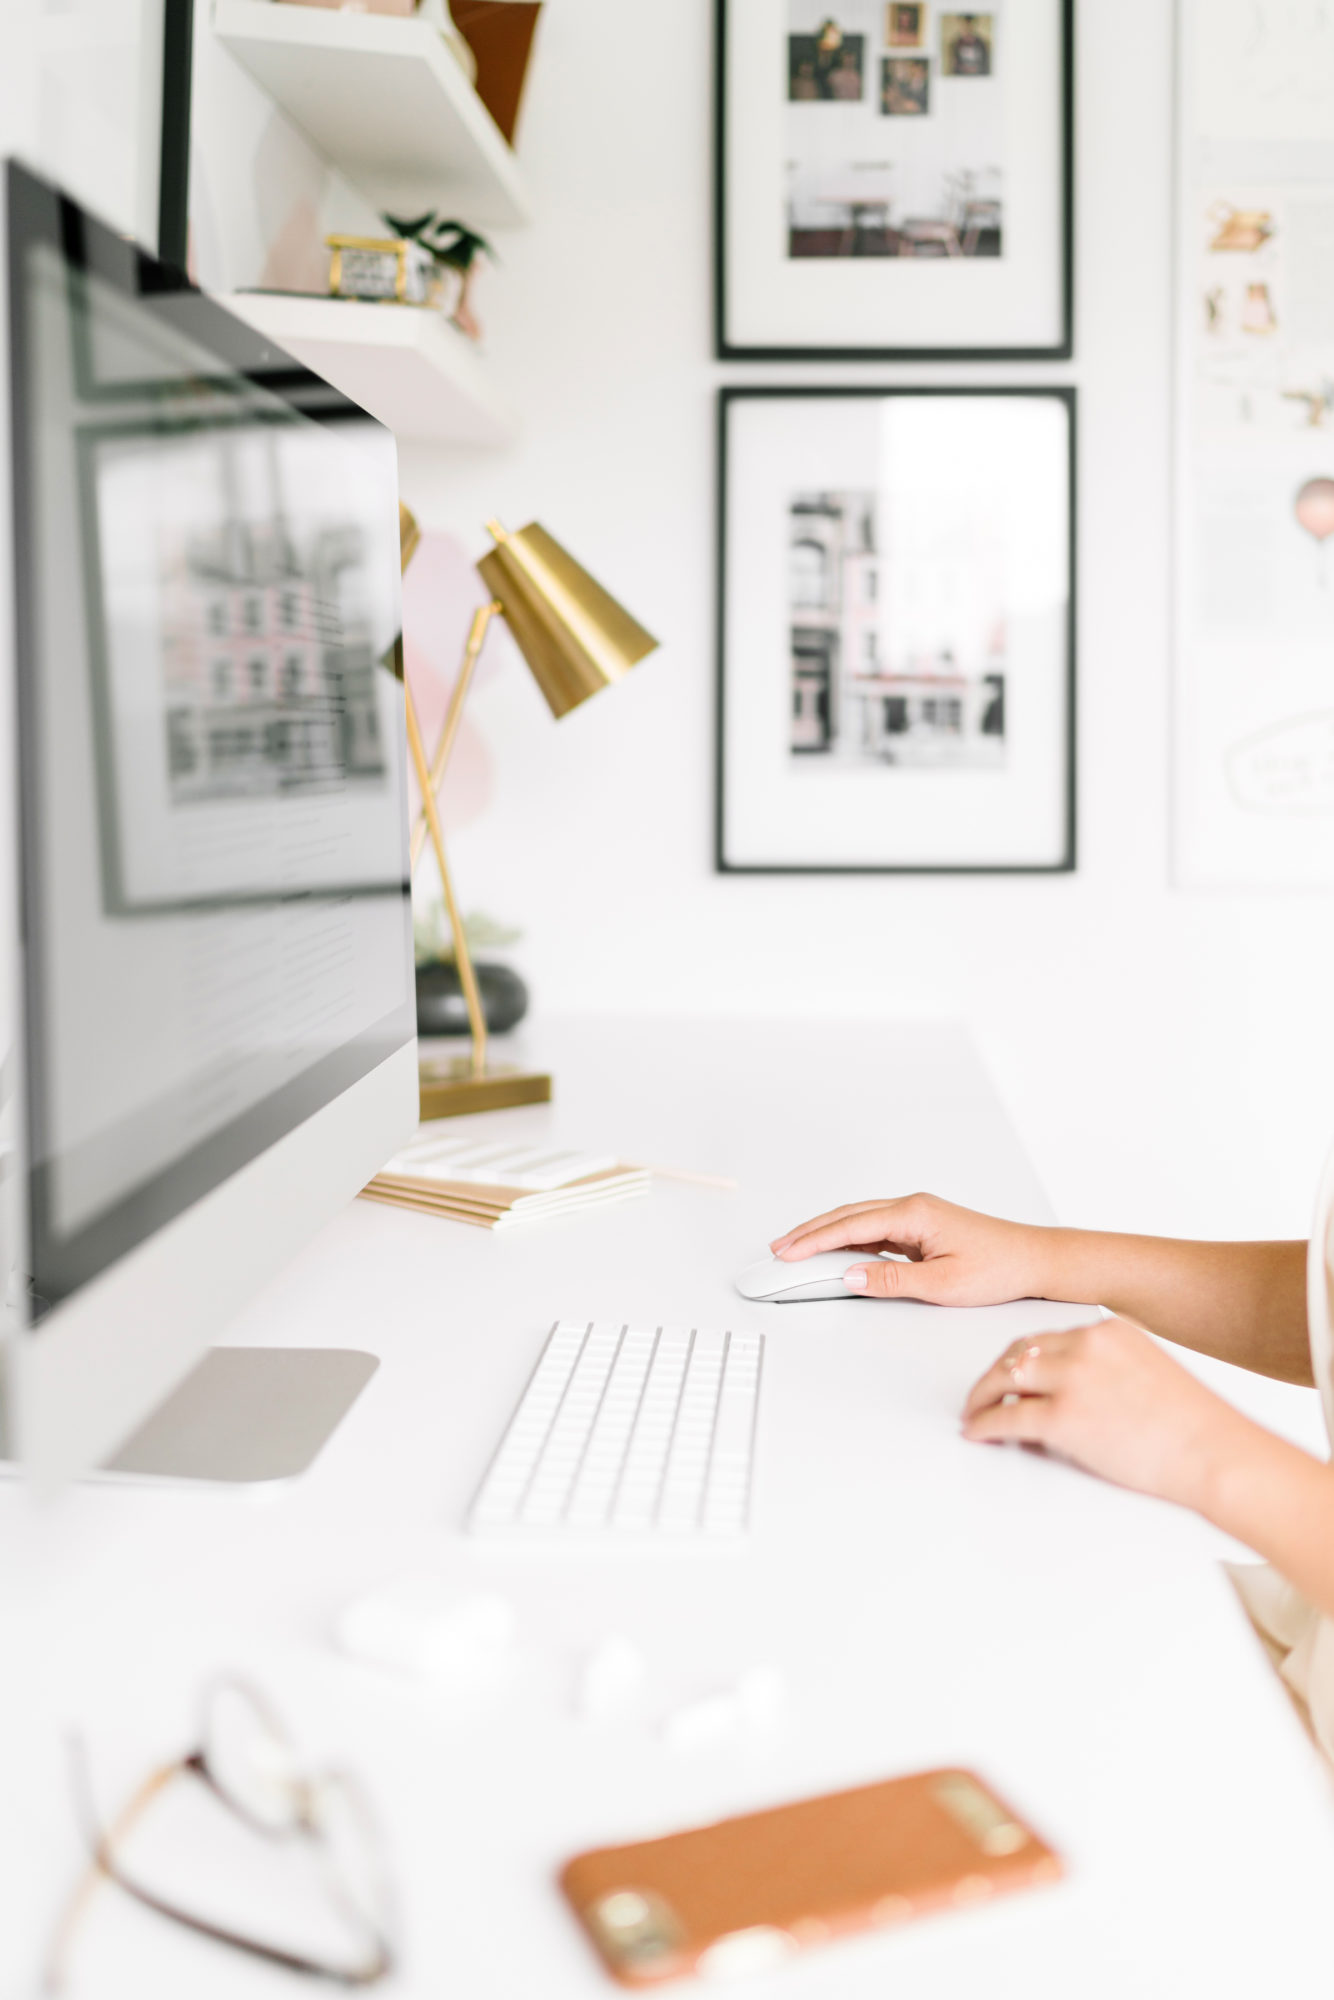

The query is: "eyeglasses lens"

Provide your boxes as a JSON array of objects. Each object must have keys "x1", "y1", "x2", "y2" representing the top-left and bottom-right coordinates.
[
  {"x1": 201, "y1": 1680, "x2": 304, "y2": 1833},
  {"x1": 310, "y1": 1774, "x2": 392, "y2": 1935}
]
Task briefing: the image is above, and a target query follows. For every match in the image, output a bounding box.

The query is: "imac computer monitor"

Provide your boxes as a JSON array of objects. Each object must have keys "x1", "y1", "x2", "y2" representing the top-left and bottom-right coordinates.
[{"x1": 0, "y1": 162, "x2": 419, "y2": 1486}]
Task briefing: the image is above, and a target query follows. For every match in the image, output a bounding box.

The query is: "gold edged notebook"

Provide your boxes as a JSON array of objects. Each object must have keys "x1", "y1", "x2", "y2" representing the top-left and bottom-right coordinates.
[
  {"x1": 361, "y1": 1164, "x2": 650, "y2": 1231},
  {"x1": 360, "y1": 1131, "x2": 650, "y2": 1230}
]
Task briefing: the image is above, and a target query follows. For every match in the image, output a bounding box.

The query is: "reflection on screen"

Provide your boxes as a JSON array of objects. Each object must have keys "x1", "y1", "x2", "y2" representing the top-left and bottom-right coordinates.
[{"x1": 87, "y1": 418, "x2": 403, "y2": 911}]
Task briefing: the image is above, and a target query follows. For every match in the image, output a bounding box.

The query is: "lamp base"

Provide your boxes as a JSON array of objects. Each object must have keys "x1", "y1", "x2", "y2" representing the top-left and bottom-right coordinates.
[{"x1": 419, "y1": 1055, "x2": 552, "y2": 1120}]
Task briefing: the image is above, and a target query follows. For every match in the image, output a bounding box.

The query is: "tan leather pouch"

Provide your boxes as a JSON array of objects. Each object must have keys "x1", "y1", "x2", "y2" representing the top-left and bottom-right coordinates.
[{"x1": 560, "y1": 1767, "x2": 1062, "y2": 1986}]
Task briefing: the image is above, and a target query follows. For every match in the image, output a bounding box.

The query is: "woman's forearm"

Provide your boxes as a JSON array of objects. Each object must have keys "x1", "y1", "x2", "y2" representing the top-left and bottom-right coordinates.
[
  {"x1": 1195, "y1": 1415, "x2": 1334, "y2": 1620},
  {"x1": 1032, "y1": 1230, "x2": 1312, "y2": 1385}
]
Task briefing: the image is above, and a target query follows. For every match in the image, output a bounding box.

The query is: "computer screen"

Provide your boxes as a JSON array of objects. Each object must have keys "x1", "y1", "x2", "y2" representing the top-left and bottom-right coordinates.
[{"x1": 6, "y1": 162, "x2": 415, "y2": 1331}]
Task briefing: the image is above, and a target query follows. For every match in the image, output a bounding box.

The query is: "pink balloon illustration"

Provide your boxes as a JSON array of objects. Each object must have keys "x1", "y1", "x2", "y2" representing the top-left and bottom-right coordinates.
[{"x1": 1295, "y1": 476, "x2": 1334, "y2": 586}]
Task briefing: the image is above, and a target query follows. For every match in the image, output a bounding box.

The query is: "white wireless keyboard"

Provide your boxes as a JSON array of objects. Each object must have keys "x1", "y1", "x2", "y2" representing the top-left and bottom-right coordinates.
[{"x1": 468, "y1": 1322, "x2": 763, "y2": 1540}]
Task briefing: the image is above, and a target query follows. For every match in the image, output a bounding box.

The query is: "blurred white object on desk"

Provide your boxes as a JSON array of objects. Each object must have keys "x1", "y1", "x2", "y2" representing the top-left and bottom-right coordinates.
[
  {"x1": 577, "y1": 1636, "x2": 648, "y2": 1723},
  {"x1": 336, "y1": 1577, "x2": 516, "y2": 1691},
  {"x1": 662, "y1": 1667, "x2": 786, "y2": 1750}
]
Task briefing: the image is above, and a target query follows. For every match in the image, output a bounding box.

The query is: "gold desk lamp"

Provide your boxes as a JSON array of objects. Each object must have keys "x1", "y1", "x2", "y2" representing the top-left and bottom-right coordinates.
[{"x1": 399, "y1": 506, "x2": 658, "y2": 1119}]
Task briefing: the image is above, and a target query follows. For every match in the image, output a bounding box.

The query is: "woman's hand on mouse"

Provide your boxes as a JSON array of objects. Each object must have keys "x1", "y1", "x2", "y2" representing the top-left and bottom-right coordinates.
[
  {"x1": 770, "y1": 1194, "x2": 1052, "y2": 1305},
  {"x1": 961, "y1": 1314, "x2": 1250, "y2": 1509}
]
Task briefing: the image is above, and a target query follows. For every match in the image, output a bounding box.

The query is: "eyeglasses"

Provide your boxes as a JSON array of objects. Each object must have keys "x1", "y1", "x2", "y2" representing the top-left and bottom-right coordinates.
[{"x1": 44, "y1": 1676, "x2": 396, "y2": 1993}]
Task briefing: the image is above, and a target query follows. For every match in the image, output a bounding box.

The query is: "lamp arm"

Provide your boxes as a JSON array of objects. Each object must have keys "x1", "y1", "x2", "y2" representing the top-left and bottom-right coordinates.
[
  {"x1": 402, "y1": 676, "x2": 488, "y2": 1080},
  {"x1": 408, "y1": 599, "x2": 503, "y2": 871}
]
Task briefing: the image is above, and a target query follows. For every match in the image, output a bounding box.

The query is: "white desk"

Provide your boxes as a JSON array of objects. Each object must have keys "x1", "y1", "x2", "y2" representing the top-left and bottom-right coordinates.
[{"x1": 3, "y1": 1016, "x2": 1333, "y2": 1999}]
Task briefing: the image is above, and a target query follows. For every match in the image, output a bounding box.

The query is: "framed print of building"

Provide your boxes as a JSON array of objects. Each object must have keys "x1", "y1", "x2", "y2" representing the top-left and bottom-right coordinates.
[{"x1": 716, "y1": 387, "x2": 1075, "y2": 873}]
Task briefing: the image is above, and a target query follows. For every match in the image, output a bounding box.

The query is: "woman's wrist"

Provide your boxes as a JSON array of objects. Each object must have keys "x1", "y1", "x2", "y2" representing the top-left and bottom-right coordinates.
[
  {"x1": 1027, "y1": 1225, "x2": 1103, "y2": 1305},
  {"x1": 1030, "y1": 1224, "x2": 1174, "y2": 1316},
  {"x1": 1200, "y1": 1432, "x2": 1334, "y2": 1623},
  {"x1": 1189, "y1": 1413, "x2": 1324, "y2": 1542},
  {"x1": 1164, "y1": 1401, "x2": 1263, "y2": 1518}
]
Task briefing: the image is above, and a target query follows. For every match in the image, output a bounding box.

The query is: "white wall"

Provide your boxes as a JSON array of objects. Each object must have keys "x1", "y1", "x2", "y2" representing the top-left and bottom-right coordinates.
[{"x1": 397, "y1": 0, "x2": 1334, "y2": 1244}]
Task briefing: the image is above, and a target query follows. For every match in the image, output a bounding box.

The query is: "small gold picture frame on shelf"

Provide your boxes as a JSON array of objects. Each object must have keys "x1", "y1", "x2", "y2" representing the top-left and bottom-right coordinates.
[{"x1": 325, "y1": 234, "x2": 449, "y2": 309}]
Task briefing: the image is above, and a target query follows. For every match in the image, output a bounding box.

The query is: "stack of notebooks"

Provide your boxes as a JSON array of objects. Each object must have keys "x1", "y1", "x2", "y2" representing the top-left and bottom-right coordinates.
[{"x1": 361, "y1": 1132, "x2": 651, "y2": 1230}]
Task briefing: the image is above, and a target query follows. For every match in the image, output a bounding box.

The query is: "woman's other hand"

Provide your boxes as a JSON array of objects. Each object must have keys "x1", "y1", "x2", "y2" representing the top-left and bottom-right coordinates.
[
  {"x1": 962, "y1": 1316, "x2": 1245, "y2": 1508},
  {"x1": 770, "y1": 1194, "x2": 1050, "y2": 1305}
]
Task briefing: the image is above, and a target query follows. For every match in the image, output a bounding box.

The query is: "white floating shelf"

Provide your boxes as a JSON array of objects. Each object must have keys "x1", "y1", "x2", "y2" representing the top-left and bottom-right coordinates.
[
  {"x1": 212, "y1": 0, "x2": 531, "y2": 227},
  {"x1": 225, "y1": 291, "x2": 517, "y2": 446}
]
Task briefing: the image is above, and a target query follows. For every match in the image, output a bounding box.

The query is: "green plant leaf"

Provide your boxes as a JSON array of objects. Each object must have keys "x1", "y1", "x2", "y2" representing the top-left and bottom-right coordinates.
[{"x1": 383, "y1": 211, "x2": 494, "y2": 271}]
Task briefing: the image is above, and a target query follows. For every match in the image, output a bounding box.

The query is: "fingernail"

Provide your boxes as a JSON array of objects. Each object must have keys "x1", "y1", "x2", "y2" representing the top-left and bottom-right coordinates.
[{"x1": 842, "y1": 1267, "x2": 868, "y2": 1291}]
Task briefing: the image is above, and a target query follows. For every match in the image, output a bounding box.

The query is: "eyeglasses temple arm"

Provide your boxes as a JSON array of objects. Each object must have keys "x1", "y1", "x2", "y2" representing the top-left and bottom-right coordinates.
[{"x1": 43, "y1": 1744, "x2": 181, "y2": 1995}]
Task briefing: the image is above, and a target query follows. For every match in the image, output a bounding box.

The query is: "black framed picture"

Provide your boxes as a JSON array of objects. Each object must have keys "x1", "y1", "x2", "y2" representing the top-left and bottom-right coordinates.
[
  {"x1": 716, "y1": 387, "x2": 1076, "y2": 873},
  {"x1": 715, "y1": 0, "x2": 1073, "y2": 359}
]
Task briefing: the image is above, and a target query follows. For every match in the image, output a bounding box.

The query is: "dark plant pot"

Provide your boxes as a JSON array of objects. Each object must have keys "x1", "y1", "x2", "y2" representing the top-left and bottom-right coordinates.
[{"x1": 415, "y1": 959, "x2": 530, "y2": 1037}]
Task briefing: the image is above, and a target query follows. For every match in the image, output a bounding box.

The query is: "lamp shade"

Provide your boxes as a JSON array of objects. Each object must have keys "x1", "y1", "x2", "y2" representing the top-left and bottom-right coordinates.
[{"x1": 476, "y1": 520, "x2": 658, "y2": 719}]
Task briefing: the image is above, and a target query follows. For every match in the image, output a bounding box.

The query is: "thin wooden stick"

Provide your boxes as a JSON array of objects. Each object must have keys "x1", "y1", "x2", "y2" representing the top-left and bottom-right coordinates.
[{"x1": 641, "y1": 1165, "x2": 739, "y2": 1191}]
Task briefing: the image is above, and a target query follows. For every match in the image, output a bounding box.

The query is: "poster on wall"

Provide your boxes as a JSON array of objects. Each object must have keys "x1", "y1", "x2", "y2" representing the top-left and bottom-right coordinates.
[
  {"x1": 716, "y1": 0, "x2": 1072, "y2": 357},
  {"x1": 1174, "y1": 0, "x2": 1334, "y2": 887},
  {"x1": 716, "y1": 388, "x2": 1075, "y2": 873}
]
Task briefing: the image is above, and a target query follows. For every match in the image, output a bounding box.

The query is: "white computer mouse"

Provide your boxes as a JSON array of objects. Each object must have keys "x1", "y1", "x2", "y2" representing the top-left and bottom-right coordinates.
[{"x1": 734, "y1": 1250, "x2": 869, "y2": 1303}]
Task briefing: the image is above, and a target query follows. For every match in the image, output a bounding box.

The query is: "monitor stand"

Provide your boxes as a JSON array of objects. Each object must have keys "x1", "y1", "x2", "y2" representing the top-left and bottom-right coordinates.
[{"x1": 100, "y1": 1347, "x2": 379, "y2": 1483}]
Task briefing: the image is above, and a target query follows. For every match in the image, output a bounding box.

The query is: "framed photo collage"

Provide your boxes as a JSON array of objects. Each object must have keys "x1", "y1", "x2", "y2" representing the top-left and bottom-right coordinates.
[{"x1": 714, "y1": 0, "x2": 1075, "y2": 874}]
